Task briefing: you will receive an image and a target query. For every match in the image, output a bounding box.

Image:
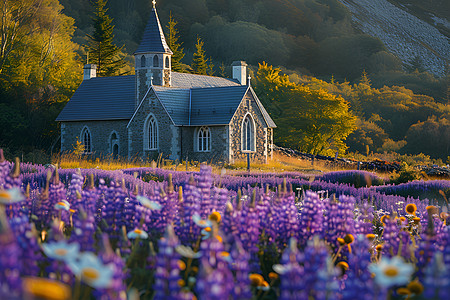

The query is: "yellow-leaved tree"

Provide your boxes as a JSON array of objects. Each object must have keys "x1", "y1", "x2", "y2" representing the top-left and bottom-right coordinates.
[{"x1": 254, "y1": 62, "x2": 356, "y2": 156}]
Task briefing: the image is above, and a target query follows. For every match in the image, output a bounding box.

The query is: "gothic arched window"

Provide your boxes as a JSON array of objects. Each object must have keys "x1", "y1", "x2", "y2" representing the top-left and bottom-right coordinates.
[
  {"x1": 140, "y1": 55, "x2": 146, "y2": 67},
  {"x1": 153, "y1": 55, "x2": 159, "y2": 67},
  {"x1": 197, "y1": 126, "x2": 211, "y2": 152},
  {"x1": 242, "y1": 114, "x2": 255, "y2": 152},
  {"x1": 81, "y1": 127, "x2": 92, "y2": 154},
  {"x1": 144, "y1": 115, "x2": 158, "y2": 150},
  {"x1": 165, "y1": 56, "x2": 170, "y2": 69}
]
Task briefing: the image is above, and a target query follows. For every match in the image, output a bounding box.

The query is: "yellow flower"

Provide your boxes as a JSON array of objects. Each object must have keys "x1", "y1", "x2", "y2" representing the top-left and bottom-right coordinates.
[
  {"x1": 249, "y1": 274, "x2": 264, "y2": 286},
  {"x1": 407, "y1": 280, "x2": 424, "y2": 295},
  {"x1": 405, "y1": 203, "x2": 417, "y2": 215},
  {"x1": 23, "y1": 277, "x2": 71, "y2": 300},
  {"x1": 343, "y1": 234, "x2": 354, "y2": 244},
  {"x1": 209, "y1": 211, "x2": 221, "y2": 223}
]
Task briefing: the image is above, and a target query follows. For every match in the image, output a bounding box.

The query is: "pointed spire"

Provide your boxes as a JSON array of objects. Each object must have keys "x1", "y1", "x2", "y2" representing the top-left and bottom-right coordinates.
[{"x1": 135, "y1": 1, "x2": 172, "y2": 55}]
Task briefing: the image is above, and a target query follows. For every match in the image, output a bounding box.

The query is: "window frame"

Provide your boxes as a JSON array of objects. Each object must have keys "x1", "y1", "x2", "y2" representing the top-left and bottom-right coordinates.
[
  {"x1": 80, "y1": 126, "x2": 92, "y2": 154},
  {"x1": 196, "y1": 126, "x2": 211, "y2": 152},
  {"x1": 144, "y1": 114, "x2": 158, "y2": 151},
  {"x1": 241, "y1": 113, "x2": 256, "y2": 152}
]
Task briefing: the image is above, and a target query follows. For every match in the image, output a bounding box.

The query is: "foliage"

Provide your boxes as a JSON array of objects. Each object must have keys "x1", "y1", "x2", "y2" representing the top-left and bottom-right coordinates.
[
  {"x1": 0, "y1": 0, "x2": 80, "y2": 152},
  {"x1": 165, "y1": 12, "x2": 185, "y2": 72},
  {"x1": 86, "y1": 0, "x2": 126, "y2": 77},
  {"x1": 255, "y1": 62, "x2": 357, "y2": 156},
  {"x1": 191, "y1": 36, "x2": 208, "y2": 75},
  {"x1": 72, "y1": 138, "x2": 85, "y2": 157}
]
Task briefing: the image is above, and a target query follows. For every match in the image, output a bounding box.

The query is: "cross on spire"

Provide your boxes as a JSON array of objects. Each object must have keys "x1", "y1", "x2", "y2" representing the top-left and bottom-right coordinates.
[{"x1": 152, "y1": 0, "x2": 156, "y2": 9}]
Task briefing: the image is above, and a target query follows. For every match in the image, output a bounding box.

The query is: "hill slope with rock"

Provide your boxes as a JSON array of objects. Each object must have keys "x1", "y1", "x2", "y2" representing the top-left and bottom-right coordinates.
[{"x1": 338, "y1": 0, "x2": 449, "y2": 76}]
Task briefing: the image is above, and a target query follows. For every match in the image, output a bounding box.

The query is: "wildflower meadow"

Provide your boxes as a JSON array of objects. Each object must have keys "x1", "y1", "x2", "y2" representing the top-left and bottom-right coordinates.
[{"x1": 0, "y1": 149, "x2": 449, "y2": 299}]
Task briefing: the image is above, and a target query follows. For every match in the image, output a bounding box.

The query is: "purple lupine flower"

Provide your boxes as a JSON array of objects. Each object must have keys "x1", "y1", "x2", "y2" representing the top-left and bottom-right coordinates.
[
  {"x1": 197, "y1": 165, "x2": 214, "y2": 218},
  {"x1": 8, "y1": 216, "x2": 41, "y2": 276},
  {"x1": 230, "y1": 240, "x2": 252, "y2": 299},
  {"x1": 0, "y1": 149, "x2": 10, "y2": 187},
  {"x1": 70, "y1": 211, "x2": 96, "y2": 252},
  {"x1": 175, "y1": 175, "x2": 201, "y2": 244},
  {"x1": 301, "y1": 237, "x2": 338, "y2": 299},
  {"x1": 153, "y1": 226, "x2": 184, "y2": 300},
  {"x1": 0, "y1": 211, "x2": 22, "y2": 298},
  {"x1": 381, "y1": 217, "x2": 401, "y2": 258},
  {"x1": 342, "y1": 235, "x2": 377, "y2": 300},
  {"x1": 422, "y1": 252, "x2": 449, "y2": 299},
  {"x1": 94, "y1": 235, "x2": 128, "y2": 300},
  {"x1": 298, "y1": 191, "x2": 325, "y2": 245},
  {"x1": 275, "y1": 238, "x2": 306, "y2": 300}
]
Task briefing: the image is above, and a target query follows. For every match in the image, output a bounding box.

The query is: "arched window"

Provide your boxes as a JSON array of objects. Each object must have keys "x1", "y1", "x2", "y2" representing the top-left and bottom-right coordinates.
[
  {"x1": 197, "y1": 126, "x2": 211, "y2": 152},
  {"x1": 165, "y1": 56, "x2": 170, "y2": 69},
  {"x1": 140, "y1": 55, "x2": 146, "y2": 67},
  {"x1": 81, "y1": 127, "x2": 92, "y2": 154},
  {"x1": 242, "y1": 114, "x2": 255, "y2": 151},
  {"x1": 109, "y1": 131, "x2": 119, "y2": 158},
  {"x1": 144, "y1": 115, "x2": 158, "y2": 150},
  {"x1": 153, "y1": 55, "x2": 159, "y2": 67}
]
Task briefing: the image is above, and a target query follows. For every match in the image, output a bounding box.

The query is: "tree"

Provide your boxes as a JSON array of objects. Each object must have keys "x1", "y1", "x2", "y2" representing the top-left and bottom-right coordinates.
[
  {"x1": 87, "y1": 0, "x2": 125, "y2": 77},
  {"x1": 166, "y1": 12, "x2": 185, "y2": 72},
  {"x1": 0, "y1": 0, "x2": 80, "y2": 152},
  {"x1": 255, "y1": 62, "x2": 356, "y2": 155},
  {"x1": 191, "y1": 36, "x2": 208, "y2": 75},
  {"x1": 0, "y1": 0, "x2": 42, "y2": 75}
]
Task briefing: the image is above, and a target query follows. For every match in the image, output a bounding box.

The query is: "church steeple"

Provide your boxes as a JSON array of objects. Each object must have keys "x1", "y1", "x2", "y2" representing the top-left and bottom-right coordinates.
[{"x1": 135, "y1": 0, "x2": 172, "y2": 106}]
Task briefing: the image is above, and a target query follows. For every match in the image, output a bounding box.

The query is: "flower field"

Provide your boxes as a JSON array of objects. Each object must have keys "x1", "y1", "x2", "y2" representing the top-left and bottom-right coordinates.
[{"x1": 1, "y1": 150, "x2": 449, "y2": 299}]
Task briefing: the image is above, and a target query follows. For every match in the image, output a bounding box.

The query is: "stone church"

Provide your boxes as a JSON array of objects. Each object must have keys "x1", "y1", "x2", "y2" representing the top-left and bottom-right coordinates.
[{"x1": 56, "y1": 2, "x2": 276, "y2": 163}]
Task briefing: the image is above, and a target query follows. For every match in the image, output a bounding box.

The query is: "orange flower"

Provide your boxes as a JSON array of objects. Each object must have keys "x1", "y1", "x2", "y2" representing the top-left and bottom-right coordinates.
[
  {"x1": 249, "y1": 274, "x2": 264, "y2": 286},
  {"x1": 405, "y1": 203, "x2": 417, "y2": 215}
]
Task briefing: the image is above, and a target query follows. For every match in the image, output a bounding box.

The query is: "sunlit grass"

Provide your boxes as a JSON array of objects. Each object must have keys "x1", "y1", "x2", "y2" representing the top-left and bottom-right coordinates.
[{"x1": 53, "y1": 151, "x2": 358, "y2": 175}]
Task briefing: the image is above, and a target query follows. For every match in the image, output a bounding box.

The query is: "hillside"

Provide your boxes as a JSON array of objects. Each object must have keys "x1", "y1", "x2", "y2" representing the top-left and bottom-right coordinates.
[{"x1": 338, "y1": 0, "x2": 449, "y2": 76}]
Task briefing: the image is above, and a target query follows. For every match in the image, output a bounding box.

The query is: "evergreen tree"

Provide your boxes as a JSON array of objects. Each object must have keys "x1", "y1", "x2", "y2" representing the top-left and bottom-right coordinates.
[
  {"x1": 207, "y1": 57, "x2": 215, "y2": 76},
  {"x1": 87, "y1": 0, "x2": 125, "y2": 77},
  {"x1": 166, "y1": 12, "x2": 185, "y2": 72},
  {"x1": 192, "y1": 36, "x2": 208, "y2": 75}
]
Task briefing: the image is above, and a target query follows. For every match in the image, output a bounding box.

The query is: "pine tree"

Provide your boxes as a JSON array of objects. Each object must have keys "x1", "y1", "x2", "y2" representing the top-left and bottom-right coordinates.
[
  {"x1": 192, "y1": 36, "x2": 208, "y2": 75},
  {"x1": 87, "y1": 0, "x2": 126, "y2": 77},
  {"x1": 166, "y1": 12, "x2": 185, "y2": 72},
  {"x1": 207, "y1": 57, "x2": 215, "y2": 76}
]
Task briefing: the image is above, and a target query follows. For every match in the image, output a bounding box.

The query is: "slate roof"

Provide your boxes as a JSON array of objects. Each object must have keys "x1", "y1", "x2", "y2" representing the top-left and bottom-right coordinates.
[
  {"x1": 57, "y1": 73, "x2": 276, "y2": 128},
  {"x1": 151, "y1": 85, "x2": 249, "y2": 126},
  {"x1": 171, "y1": 72, "x2": 240, "y2": 88},
  {"x1": 56, "y1": 76, "x2": 135, "y2": 121},
  {"x1": 134, "y1": 8, "x2": 172, "y2": 55}
]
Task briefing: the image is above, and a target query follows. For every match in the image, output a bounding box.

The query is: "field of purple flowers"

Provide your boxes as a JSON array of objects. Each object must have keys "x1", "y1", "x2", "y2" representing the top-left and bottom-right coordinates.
[{"x1": 1, "y1": 149, "x2": 449, "y2": 300}]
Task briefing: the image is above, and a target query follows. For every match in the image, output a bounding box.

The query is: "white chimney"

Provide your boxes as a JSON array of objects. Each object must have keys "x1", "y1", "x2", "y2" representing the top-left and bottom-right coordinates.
[
  {"x1": 232, "y1": 61, "x2": 247, "y2": 85},
  {"x1": 83, "y1": 64, "x2": 97, "y2": 80}
]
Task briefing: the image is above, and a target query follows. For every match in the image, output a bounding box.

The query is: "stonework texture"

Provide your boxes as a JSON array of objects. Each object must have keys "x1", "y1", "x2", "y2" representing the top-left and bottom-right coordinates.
[
  {"x1": 128, "y1": 90, "x2": 176, "y2": 160},
  {"x1": 179, "y1": 126, "x2": 228, "y2": 163},
  {"x1": 229, "y1": 91, "x2": 269, "y2": 163},
  {"x1": 61, "y1": 120, "x2": 129, "y2": 158}
]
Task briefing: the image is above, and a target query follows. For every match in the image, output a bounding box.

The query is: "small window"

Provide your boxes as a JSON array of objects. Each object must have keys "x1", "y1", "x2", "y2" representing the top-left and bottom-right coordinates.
[
  {"x1": 153, "y1": 55, "x2": 159, "y2": 67},
  {"x1": 145, "y1": 115, "x2": 158, "y2": 150},
  {"x1": 110, "y1": 132, "x2": 119, "y2": 158},
  {"x1": 81, "y1": 127, "x2": 92, "y2": 154},
  {"x1": 141, "y1": 55, "x2": 146, "y2": 67},
  {"x1": 242, "y1": 115, "x2": 255, "y2": 152},
  {"x1": 165, "y1": 56, "x2": 170, "y2": 68},
  {"x1": 197, "y1": 126, "x2": 211, "y2": 152}
]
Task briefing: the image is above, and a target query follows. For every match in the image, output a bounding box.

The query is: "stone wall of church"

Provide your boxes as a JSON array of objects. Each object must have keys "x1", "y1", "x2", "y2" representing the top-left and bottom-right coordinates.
[
  {"x1": 60, "y1": 120, "x2": 129, "y2": 158},
  {"x1": 229, "y1": 91, "x2": 268, "y2": 163},
  {"x1": 180, "y1": 126, "x2": 229, "y2": 163},
  {"x1": 128, "y1": 90, "x2": 178, "y2": 161}
]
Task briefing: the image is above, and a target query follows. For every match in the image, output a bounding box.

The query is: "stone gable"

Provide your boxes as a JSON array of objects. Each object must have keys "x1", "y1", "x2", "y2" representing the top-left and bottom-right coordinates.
[
  {"x1": 229, "y1": 90, "x2": 269, "y2": 163},
  {"x1": 127, "y1": 89, "x2": 178, "y2": 160}
]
